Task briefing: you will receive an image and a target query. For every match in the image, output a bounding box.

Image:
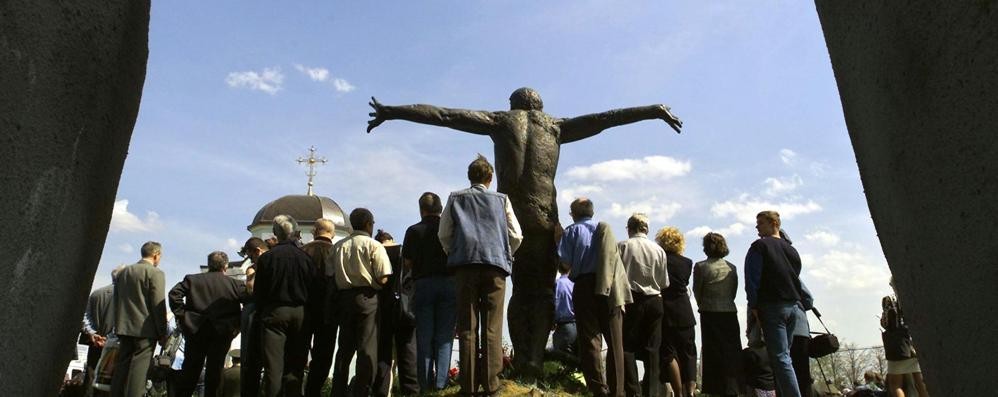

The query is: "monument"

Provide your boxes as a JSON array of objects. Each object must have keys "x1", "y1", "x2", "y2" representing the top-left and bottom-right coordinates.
[
  {"x1": 366, "y1": 87, "x2": 683, "y2": 375},
  {"x1": 815, "y1": 1, "x2": 998, "y2": 394},
  {"x1": 0, "y1": 1, "x2": 150, "y2": 395}
]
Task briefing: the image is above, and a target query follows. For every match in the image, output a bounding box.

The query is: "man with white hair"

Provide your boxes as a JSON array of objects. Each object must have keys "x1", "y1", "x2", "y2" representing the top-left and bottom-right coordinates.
[
  {"x1": 617, "y1": 213, "x2": 668, "y2": 397},
  {"x1": 253, "y1": 215, "x2": 316, "y2": 397}
]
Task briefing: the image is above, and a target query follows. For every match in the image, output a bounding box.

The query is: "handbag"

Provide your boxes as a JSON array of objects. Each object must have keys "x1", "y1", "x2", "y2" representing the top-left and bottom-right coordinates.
[{"x1": 808, "y1": 307, "x2": 840, "y2": 358}]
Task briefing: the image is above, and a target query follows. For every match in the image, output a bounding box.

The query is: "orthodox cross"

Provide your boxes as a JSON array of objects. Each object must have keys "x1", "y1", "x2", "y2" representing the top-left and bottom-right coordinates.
[{"x1": 296, "y1": 146, "x2": 328, "y2": 196}]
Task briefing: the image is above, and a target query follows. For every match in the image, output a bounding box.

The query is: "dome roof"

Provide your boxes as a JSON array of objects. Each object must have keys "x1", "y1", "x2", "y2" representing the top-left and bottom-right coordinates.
[{"x1": 248, "y1": 194, "x2": 352, "y2": 232}]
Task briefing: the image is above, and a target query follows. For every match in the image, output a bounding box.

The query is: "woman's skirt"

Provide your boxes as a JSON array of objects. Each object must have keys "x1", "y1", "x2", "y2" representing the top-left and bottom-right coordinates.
[
  {"x1": 886, "y1": 358, "x2": 921, "y2": 374},
  {"x1": 700, "y1": 311, "x2": 743, "y2": 395}
]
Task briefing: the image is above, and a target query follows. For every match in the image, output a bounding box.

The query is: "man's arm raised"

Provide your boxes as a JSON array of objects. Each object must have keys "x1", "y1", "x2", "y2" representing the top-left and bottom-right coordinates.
[
  {"x1": 367, "y1": 97, "x2": 500, "y2": 135},
  {"x1": 559, "y1": 104, "x2": 683, "y2": 144}
]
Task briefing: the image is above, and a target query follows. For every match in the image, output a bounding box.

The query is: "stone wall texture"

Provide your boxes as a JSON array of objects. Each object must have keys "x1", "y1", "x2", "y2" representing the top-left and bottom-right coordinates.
[
  {"x1": 815, "y1": 1, "x2": 998, "y2": 394},
  {"x1": 0, "y1": 1, "x2": 149, "y2": 395}
]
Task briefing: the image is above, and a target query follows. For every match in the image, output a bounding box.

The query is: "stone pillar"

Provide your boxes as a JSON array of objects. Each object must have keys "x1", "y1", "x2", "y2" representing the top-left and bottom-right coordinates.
[
  {"x1": 0, "y1": 1, "x2": 149, "y2": 395},
  {"x1": 815, "y1": 1, "x2": 998, "y2": 394}
]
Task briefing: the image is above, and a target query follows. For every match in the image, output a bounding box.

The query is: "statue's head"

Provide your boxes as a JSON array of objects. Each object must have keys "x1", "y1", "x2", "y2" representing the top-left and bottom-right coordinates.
[{"x1": 509, "y1": 87, "x2": 543, "y2": 111}]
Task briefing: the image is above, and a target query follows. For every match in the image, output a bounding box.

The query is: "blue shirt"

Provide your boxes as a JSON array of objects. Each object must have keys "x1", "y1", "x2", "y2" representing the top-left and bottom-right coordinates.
[
  {"x1": 558, "y1": 218, "x2": 598, "y2": 281},
  {"x1": 553, "y1": 274, "x2": 575, "y2": 323}
]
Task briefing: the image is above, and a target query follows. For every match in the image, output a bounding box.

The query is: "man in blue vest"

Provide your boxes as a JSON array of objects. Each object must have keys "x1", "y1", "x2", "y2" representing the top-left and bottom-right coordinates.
[{"x1": 438, "y1": 155, "x2": 523, "y2": 396}]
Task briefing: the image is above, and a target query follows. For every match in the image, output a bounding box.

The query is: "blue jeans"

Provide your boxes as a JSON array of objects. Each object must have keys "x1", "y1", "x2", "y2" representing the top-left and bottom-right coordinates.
[
  {"x1": 414, "y1": 275, "x2": 457, "y2": 390},
  {"x1": 552, "y1": 322, "x2": 577, "y2": 354},
  {"x1": 759, "y1": 302, "x2": 804, "y2": 397}
]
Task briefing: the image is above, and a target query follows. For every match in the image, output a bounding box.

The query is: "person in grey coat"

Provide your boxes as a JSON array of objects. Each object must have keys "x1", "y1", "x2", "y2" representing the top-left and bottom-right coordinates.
[{"x1": 111, "y1": 241, "x2": 168, "y2": 397}]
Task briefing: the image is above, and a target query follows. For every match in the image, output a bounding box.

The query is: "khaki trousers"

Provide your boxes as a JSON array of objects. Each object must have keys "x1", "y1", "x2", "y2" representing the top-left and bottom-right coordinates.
[
  {"x1": 574, "y1": 274, "x2": 625, "y2": 397},
  {"x1": 455, "y1": 265, "x2": 507, "y2": 395}
]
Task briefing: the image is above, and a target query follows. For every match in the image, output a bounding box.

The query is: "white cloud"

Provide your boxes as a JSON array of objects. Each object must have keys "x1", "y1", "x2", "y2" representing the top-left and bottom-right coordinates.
[
  {"x1": 293, "y1": 64, "x2": 356, "y2": 92},
  {"x1": 226, "y1": 238, "x2": 240, "y2": 251},
  {"x1": 607, "y1": 200, "x2": 682, "y2": 223},
  {"x1": 763, "y1": 174, "x2": 802, "y2": 196},
  {"x1": 558, "y1": 184, "x2": 604, "y2": 202},
  {"x1": 780, "y1": 148, "x2": 797, "y2": 165},
  {"x1": 294, "y1": 64, "x2": 329, "y2": 82},
  {"x1": 118, "y1": 244, "x2": 134, "y2": 254},
  {"x1": 804, "y1": 249, "x2": 891, "y2": 290},
  {"x1": 710, "y1": 193, "x2": 822, "y2": 224},
  {"x1": 109, "y1": 200, "x2": 162, "y2": 232},
  {"x1": 225, "y1": 67, "x2": 284, "y2": 95},
  {"x1": 804, "y1": 230, "x2": 841, "y2": 247},
  {"x1": 685, "y1": 222, "x2": 746, "y2": 239},
  {"x1": 332, "y1": 78, "x2": 356, "y2": 93},
  {"x1": 565, "y1": 156, "x2": 691, "y2": 182}
]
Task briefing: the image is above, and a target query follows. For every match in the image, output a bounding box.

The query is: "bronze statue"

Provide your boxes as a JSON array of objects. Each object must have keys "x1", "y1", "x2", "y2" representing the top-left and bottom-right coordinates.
[{"x1": 367, "y1": 87, "x2": 682, "y2": 376}]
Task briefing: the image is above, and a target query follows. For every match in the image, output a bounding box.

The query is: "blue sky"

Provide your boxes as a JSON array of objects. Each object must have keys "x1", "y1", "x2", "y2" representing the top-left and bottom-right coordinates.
[{"x1": 95, "y1": 1, "x2": 891, "y2": 348}]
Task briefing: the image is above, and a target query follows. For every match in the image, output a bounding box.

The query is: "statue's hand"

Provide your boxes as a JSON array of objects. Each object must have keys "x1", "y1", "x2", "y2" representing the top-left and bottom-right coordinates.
[
  {"x1": 367, "y1": 96, "x2": 386, "y2": 133},
  {"x1": 659, "y1": 105, "x2": 683, "y2": 134}
]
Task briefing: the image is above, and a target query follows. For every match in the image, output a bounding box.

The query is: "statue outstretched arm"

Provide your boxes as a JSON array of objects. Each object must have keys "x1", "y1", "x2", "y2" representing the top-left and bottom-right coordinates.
[
  {"x1": 367, "y1": 97, "x2": 500, "y2": 135},
  {"x1": 559, "y1": 104, "x2": 682, "y2": 143}
]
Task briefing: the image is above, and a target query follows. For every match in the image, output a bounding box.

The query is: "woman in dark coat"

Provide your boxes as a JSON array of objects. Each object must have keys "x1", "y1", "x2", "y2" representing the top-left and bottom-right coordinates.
[
  {"x1": 693, "y1": 232, "x2": 742, "y2": 397},
  {"x1": 654, "y1": 227, "x2": 698, "y2": 397}
]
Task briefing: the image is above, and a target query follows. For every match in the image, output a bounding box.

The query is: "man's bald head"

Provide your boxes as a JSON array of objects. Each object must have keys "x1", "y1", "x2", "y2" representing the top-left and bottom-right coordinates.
[{"x1": 509, "y1": 87, "x2": 543, "y2": 111}]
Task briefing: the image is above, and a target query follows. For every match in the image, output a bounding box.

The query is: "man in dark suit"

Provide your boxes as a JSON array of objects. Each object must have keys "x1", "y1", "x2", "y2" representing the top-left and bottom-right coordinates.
[
  {"x1": 303, "y1": 218, "x2": 338, "y2": 397},
  {"x1": 254, "y1": 215, "x2": 316, "y2": 397},
  {"x1": 217, "y1": 349, "x2": 242, "y2": 397},
  {"x1": 111, "y1": 241, "x2": 168, "y2": 397},
  {"x1": 169, "y1": 251, "x2": 248, "y2": 397}
]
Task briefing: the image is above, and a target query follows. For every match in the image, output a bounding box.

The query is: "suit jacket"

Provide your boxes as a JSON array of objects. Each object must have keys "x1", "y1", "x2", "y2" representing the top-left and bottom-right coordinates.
[
  {"x1": 168, "y1": 271, "x2": 247, "y2": 337},
  {"x1": 113, "y1": 259, "x2": 168, "y2": 339},
  {"x1": 594, "y1": 222, "x2": 633, "y2": 308},
  {"x1": 217, "y1": 364, "x2": 241, "y2": 397},
  {"x1": 301, "y1": 237, "x2": 337, "y2": 325}
]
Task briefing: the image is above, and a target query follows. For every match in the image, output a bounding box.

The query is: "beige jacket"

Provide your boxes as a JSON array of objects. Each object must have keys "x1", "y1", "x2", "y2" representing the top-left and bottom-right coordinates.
[{"x1": 594, "y1": 222, "x2": 633, "y2": 308}]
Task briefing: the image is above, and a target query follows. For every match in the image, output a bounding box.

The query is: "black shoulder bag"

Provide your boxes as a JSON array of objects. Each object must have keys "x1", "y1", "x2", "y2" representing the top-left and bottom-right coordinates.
[{"x1": 808, "y1": 307, "x2": 840, "y2": 358}]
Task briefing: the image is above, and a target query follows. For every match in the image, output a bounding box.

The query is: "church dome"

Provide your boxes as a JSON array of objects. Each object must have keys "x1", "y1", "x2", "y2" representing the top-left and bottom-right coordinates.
[{"x1": 248, "y1": 194, "x2": 352, "y2": 235}]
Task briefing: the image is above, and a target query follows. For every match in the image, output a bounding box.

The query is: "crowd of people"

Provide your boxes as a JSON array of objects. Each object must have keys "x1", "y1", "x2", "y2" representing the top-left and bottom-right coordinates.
[{"x1": 73, "y1": 154, "x2": 929, "y2": 397}]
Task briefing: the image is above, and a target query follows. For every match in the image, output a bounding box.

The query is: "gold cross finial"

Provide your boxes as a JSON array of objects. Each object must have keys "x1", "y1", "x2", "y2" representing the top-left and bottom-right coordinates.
[{"x1": 296, "y1": 146, "x2": 328, "y2": 196}]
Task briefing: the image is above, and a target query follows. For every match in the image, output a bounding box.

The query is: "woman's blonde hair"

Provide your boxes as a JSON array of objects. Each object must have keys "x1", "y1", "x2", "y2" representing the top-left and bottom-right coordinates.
[{"x1": 655, "y1": 226, "x2": 685, "y2": 254}]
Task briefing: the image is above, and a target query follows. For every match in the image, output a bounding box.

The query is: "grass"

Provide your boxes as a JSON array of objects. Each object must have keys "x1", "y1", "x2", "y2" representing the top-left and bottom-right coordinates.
[{"x1": 421, "y1": 360, "x2": 591, "y2": 397}]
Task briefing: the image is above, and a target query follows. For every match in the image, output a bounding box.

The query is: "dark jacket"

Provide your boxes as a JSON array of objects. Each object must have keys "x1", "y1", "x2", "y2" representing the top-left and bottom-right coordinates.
[
  {"x1": 402, "y1": 215, "x2": 449, "y2": 279},
  {"x1": 217, "y1": 364, "x2": 241, "y2": 397},
  {"x1": 302, "y1": 236, "x2": 337, "y2": 324},
  {"x1": 253, "y1": 240, "x2": 316, "y2": 307},
  {"x1": 662, "y1": 254, "x2": 696, "y2": 327},
  {"x1": 168, "y1": 271, "x2": 247, "y2": 337},
  {"x1": 745, "y1": 237, "x2": 802, "y2": 308}
]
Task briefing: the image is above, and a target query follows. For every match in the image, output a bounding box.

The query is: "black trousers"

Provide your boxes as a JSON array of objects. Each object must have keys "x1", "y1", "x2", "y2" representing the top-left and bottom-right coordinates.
[
  {"x1": 241, "y1": 303, "x2": 261, "y2": 397},
  {"x1": 791, "y1": 335, "x2": 813, "y2": 397},
  {"x1": 304, "y1": 319, "x2": 338, "y2": 397},
  {"x1": 574, "y1": 275, "x2": 625, "y2": 397},
  {"x1": 177, "y1": 326, "x2": 234, "y2": 397},
  {"x1": 373, "y1": 291, "x2": 419, "y2": 396},
  {"x1": 259, "y1": 305, "x2": 307, "y2": 397},
  {"x1": 84, "y1": 344, "x2": 104, "y2": 397},
  {"x1": 332, "y1": 288, "x2": 379, "y2": 397},
  {"x1": 623, "y1": 293, "x2": 663, "y2": 397},
  {"x1": 111, "y1": 336, "x2": 155, "y2": 397}
]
